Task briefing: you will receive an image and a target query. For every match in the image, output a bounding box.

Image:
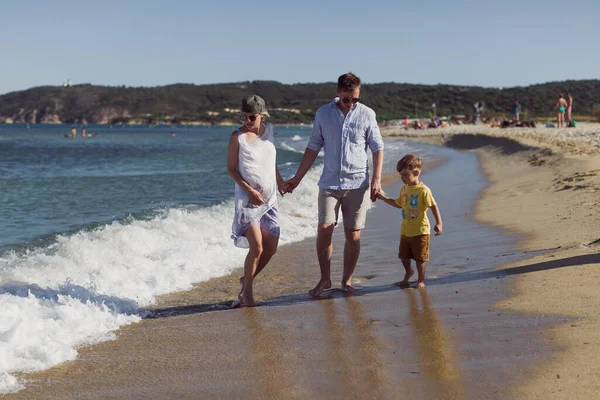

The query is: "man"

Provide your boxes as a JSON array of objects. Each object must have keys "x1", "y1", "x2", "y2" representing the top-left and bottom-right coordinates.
[
  {"x1": 283, "y1": 72, "x2": 384, "y2": 296},
  {"x1": 513, "y1": 99, "x2": 521, "y2": 121}
]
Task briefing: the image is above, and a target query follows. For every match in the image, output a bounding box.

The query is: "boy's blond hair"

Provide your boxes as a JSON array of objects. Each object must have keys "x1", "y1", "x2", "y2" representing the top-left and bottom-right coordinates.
[{"x1": 396, "y1": 154, "x2": 423, "y2": 173}]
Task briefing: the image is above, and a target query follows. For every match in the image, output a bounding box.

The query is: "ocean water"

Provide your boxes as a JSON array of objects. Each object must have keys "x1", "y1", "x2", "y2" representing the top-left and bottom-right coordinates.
[{"x1": 0, "y1": 123, "x2": 447, "y2": 393}]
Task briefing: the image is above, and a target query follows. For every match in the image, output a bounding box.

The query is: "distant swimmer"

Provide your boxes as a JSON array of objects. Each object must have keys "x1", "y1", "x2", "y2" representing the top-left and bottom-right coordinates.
[
  {"x1": 70, "y1": 127, "x2": 76, "y2": 138},
  {"x1": 81, "y1": 126, "x2": 87, "y2": 138},
  {"x1": 171, "y1": 132, "x2": 176, "y2": 137}
]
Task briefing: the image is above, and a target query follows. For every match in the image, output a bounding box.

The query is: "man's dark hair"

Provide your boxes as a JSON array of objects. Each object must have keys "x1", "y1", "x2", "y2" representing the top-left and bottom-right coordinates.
[{"x1": 337, "y1": 72, "x2": 361, "y2": 91}]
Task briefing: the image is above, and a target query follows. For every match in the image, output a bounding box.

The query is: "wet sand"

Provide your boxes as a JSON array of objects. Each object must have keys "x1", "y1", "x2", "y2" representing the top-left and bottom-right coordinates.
[{"x1": 5, "y1": 141, "x2": 570, "y2": 399}]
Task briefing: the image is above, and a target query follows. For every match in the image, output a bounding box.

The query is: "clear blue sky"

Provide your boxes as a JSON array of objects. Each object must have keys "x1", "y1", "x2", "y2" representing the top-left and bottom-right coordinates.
[{"x1": 1, "y1": 0, "x2": 598, "y2": 95}]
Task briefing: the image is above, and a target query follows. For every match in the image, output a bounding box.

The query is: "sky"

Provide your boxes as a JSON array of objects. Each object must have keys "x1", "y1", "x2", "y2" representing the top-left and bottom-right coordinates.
[{"x1": 1, "y1": 0, "x2": 599, "y2": 95}]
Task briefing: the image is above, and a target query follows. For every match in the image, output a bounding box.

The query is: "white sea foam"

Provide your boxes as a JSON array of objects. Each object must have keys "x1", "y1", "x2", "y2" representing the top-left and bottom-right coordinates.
[
  {"x1": 0, "y1": 166, "x2": 328, "y2": 394},
  {"x1": 0, "y1": 136, "x2": 423, "y2": 393}
]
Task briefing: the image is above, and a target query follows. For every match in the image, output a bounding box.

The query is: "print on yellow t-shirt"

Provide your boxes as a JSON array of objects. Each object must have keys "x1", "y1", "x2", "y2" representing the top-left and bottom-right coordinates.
[{"x1": 394, "y1": 182, "x2": 436, "y2": 237}]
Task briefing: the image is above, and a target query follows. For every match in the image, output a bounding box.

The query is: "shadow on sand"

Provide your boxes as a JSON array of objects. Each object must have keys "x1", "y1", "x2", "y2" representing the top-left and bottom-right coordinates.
[{"x1": 141, "y1": 252, "x2": 600, "y2": 320}]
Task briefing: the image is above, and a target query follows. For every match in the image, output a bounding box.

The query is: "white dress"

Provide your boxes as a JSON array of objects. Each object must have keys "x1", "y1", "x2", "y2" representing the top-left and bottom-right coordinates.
[{"x1": 231, "y1": 122, "x2": 279, "y2": 248}]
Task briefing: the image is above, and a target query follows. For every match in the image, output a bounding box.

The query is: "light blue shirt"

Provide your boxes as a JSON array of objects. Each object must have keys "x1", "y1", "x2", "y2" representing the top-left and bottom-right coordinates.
[{"x1": 307, "y1": 99, "x2": 384, "y2": 190}]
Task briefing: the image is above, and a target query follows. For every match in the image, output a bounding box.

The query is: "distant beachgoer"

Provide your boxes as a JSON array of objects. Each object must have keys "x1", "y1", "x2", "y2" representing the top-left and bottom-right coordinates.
[
  {"x1": 81, "y1": 126, "x2": 87, "y2": 138},
  {"x1": 411, "y1": 120, "x2": 425, "y2": 129},
  {"x1": 227, "y1": 94, "x2": 284, "y2": 307},
  {"x1": 555, "y1": 94, "x2": 568, "y2": 128},
  {"x1": 376, "y1": 154, "x2": 443, "y2": 288},
  {"x1": 70, "y1": 127, "x2": 76, "y2": 138},
  {"x1": 566, "y1": 92, "x2": 573, "y2": 126},
  {"x1": 282, "y1": 72, "x2": 384, "y2": 297},
  {"x1": 404, "y1": 116, "x2": 409, "y2": 128},
  {"x1": 513, "y1": 100, "x2": 521, "y2": 121}
]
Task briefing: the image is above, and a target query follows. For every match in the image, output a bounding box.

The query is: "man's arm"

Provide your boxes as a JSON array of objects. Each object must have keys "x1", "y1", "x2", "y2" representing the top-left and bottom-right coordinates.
[
  {"x1": 282, "y1": 148, "x2": 319, "y2": 193},
  {"x1": 370, "y1": 150, "x2": 383, "y2": 201},
  {"x1": 366, "y1": 111, "x2": 384, "y2": 201},
  {"x1": 282, "y1": 114, "x2": 323, "y2": 194}
]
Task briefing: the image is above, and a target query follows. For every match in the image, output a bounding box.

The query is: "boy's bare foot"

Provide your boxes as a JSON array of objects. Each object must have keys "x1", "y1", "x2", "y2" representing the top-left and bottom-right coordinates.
[
  {"x1": 309, "y1": 279, "x2": 332, "y2": 297},
  {"x1": 397, "y1": 280, "x2": 410, "y2": 288},
  {"x1": 416, "y1": 282, "x2": 426, "y2": 289},
  {"x1": 397, "y1": 269, "x2": 414, "y2": 288}
]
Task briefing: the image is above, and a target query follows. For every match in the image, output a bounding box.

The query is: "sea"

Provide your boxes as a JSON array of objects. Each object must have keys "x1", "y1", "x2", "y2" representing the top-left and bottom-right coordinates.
[{"x1": 0, "y1": 123, "x2": 506, "y2": 394}]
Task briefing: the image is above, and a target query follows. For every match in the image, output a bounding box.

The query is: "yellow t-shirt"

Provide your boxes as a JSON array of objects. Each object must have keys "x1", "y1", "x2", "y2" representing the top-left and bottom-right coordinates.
[{"x1": 395, "y1": 182, "x2": 436, "y2": 237}]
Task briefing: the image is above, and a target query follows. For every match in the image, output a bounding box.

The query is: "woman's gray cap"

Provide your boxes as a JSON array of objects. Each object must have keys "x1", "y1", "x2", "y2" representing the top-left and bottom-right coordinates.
[{"x1": 241, "y1": 95, "x2": 270, "y2": 117}]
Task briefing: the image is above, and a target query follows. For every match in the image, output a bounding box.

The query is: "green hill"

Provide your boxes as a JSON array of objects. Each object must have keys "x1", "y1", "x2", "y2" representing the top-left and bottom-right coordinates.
[{"x1": 1, "y1": 80, "x2": 598, "y2": 125}]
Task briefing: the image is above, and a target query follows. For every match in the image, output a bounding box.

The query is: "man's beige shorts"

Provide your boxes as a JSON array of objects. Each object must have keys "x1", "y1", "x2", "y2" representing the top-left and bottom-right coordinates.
[{"x1": 318, "y1": 187, "x2": 369, "y2": 230}]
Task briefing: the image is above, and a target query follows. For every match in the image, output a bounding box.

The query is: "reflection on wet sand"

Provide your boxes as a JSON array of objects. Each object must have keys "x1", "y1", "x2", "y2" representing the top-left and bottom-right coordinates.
[
  {"x1": 407, "y1": 289, "x2": 465, "y2": 399},
  {"x1": 242, "y1": 308, "x2": 303, "y2": 399},
  {"x1": 319, "y1": 297, "x2": 389, "y2": 398}
]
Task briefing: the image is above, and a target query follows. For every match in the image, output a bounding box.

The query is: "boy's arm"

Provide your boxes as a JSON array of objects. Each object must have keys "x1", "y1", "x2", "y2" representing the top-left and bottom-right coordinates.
[
  {"x1": 430, "y1": 204, "x2": 443, "y2": 235},
  {"x1": 376, "y1": 192, "x2": 402, "y2": 208}
]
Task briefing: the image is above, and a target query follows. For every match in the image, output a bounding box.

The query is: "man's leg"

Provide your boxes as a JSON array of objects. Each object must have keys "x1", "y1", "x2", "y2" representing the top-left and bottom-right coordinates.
[
  {"x1": 341, "y1": 228, "x2": 361, "y2": 293},
  {"x1": 309, "y1": 223, "x2": 335, "y2": 297},
  {"x1": 340, "y1": 187, "x2": 369, "y2": 293},
  {"x1": 310, "y1": 189, "x2": 340, "y2": 297}
]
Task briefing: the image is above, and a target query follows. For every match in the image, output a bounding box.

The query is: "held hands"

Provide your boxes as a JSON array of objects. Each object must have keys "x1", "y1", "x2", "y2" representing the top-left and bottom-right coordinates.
[
  {"x1": 434, "y1": 223, "x2": 443, "y2": 236},
  {"x1": 375, "y1": 191, "x2": 387, "y2": 201},
  {"x1": 370, "y1": 179, "x2": 381, "y2": 202},
  {"x1": 280, "y1": 176, "x2": 301, "y2": 195}
]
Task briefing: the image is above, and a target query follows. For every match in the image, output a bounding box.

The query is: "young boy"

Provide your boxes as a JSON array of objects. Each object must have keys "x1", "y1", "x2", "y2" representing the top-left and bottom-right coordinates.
[{"x1": 377, "y1": 154, "x2": 443, "y2": 288}]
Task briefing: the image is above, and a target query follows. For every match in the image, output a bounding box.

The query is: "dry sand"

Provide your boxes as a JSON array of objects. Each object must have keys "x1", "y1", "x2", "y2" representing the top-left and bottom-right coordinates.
[{"x1": 5, "y1": 124, "x2": 600, "y2": 399}]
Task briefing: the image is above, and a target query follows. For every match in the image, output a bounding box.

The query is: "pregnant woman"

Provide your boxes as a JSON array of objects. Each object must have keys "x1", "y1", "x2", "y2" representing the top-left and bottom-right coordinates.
[{"x1": 227, "y1": 94, "x2": 284, "y2": 307}]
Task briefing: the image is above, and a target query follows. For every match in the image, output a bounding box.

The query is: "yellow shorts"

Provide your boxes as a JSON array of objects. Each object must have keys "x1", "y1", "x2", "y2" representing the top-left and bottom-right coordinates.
[{"x1": 398, "y1": 234, "x2": 430, "y2": 262}]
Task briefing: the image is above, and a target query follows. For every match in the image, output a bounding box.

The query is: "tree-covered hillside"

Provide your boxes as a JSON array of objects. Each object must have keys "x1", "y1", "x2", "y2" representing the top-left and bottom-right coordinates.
[{"x1": 1, "y1": 80, "x2": 598, "y2": 125}]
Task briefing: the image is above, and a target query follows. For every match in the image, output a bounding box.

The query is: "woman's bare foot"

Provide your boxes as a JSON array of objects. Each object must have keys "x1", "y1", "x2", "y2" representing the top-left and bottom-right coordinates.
[
  {"x1": 240, "y1": 293, "x2": 257, "y2": 307},
  {"x1": 309, "y1": 279, "x2": 332, "y2": 297},
  {"x1": 238, "y1": 276, "x2": 245, "y2": 298},
  {"x1": 397, "y1": 269, "x2": 414, "y2": 288},
  {"x1": 416, "y1": 282, "x2": 426, "y2": 289}
]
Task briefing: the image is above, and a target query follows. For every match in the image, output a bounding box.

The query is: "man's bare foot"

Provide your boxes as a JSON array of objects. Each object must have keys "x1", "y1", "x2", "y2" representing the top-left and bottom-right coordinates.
[
  {"x1": 341, "y1": 283, "x2": 360, "y2": 294},
  {"x1": 416, "y1": 282, "x2": 426, "y2": 289},
  {"x1": 309, "y1": 279, "x2": 332, "y2": 297}
]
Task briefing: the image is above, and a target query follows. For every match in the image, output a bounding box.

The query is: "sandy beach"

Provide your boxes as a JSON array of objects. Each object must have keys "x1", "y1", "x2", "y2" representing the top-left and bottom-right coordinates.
[
  {"x1": 385, "y1": 123, "x2": 600, "y2": 398},
  {"x1": 5, "y1": 123, "x2": 600, "y2": 399}
]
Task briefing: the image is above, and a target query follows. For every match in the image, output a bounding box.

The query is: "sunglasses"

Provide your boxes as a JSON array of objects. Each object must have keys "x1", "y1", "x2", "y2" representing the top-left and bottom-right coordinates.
[
  {"x1": 341, "y1": 97, "x2": 360, "y2": 104},
  {"x1": 240, "y1": 114, "x2": 259, "y2": 122}
]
